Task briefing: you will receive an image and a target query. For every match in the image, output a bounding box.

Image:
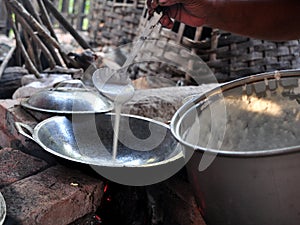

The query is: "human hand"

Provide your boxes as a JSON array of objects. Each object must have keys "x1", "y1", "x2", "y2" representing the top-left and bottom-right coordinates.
[
  {"x1": 147, "y1": 0, "x2": 210, "y2": 29},
  {"x1": 147, "y1": 1, "x2": 300, "y2": 41}
]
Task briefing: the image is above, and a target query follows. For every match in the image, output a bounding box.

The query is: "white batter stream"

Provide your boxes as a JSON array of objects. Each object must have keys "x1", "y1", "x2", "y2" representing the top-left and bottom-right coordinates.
[{"x1": 93, "y1": 13, "x2": 163, "y2": 160}]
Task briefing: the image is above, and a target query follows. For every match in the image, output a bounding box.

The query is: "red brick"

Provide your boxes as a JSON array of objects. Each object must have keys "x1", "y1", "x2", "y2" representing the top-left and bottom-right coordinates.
[
  {"x1": 0, "y1": 100, "x2": 42, "y2": 152},
  {"x1": 1, "y1": 165, "x2": 103, "y2": 225},
  {"x1": 0, "y1": 99, "x2": 20, "y2": 129},
  {"x1": 6, "y1": 104, "x2": 37, "y2": 137},
  {"x1": 0, "y1": 148, "x2": 48, "y2": 187},
  {"x1": 0, "y1": 129, "x2": 14, "y2": 149}
]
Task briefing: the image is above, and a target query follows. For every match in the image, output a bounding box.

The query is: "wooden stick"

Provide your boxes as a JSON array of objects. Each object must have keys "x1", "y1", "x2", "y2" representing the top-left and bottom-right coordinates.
[
  {"x1": 43, "y1": 0, "x2": 92, "y2": 50},
  {"x1": 38, "y1": 0, "x2": 86, "y2": 67},
  {"x1": 38, "y1": 0, "x2": 90, "y2": 66},
  {"x1": 7, "y1": 0, "x2": 62, "y2": 66},
  {"x1": 5, "y1": 1, "x2": 41, "y2": 78},
  {"x1": 42, "y1": 40, "x2": 64, "y2": 66},
  {"x1": 8, "y1": 0, "x2": 60, "y2": 49},
  {"x1": 20, "y1": 0, "x2": 43, "y2": 24},
  {"x1": 21, "y1": 27, "x2": 38, "y2": 69},
  {"x1": 15, "y1": 12, "x2": 56, "y2": 69},
  {"x1": 16, "y1": 11, "x2": 39, "y2": 70},
  {"x1": 0, "y1": 45, "x2": 16, "y2": 80},
  {"x1": 36, "y1": 0, "x2": 58, "y2": 41}
]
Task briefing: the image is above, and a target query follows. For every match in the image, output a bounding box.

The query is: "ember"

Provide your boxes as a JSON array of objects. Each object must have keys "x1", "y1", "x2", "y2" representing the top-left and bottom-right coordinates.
[{"x1": 96, "y1": 182, "x2": 150, "y2": 225}]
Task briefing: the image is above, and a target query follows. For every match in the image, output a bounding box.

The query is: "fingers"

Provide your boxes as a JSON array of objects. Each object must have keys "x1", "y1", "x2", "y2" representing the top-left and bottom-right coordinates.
[
  {"x1": 148, "y1": 0, "x2": 204, "y2": 29},
  {"x1": 147, "y1": 0, "x2": 174, "y2": 28},
  {"x1": 158, "y1": 0, "x2": 181, "y2": 7},
  {"x1": 163, "y1": 4, "x2": 206, "y2": 27},
  {"x1": 147, "y1": 0, "x2": 155, "y2": 16},
  {"x1": 147, "y1": 0, "x2": 180, "y2": 10},
  {"x1": 160, "y1": 14, "x2": 174, "y2": 29}
]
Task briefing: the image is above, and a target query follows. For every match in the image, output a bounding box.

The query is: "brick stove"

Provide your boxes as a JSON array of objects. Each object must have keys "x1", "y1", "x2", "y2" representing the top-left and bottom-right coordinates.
[{"x1": 0, "y1": 85, "x2": 212, "y2": 225}]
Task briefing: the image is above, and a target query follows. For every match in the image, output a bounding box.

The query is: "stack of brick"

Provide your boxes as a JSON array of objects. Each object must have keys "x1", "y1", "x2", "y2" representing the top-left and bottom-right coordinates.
[{"x1": 0, "y1": 100, "x2": 104, "y2": 224}]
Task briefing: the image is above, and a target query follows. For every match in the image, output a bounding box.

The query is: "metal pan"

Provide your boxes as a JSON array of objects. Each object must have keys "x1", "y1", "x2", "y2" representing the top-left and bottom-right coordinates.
[
  {"x1": 21, "y1": 80, "x2": 114, "y2": 114},
  {"x1": 16, "y1": 113, "x2": 186, "y2": 185}
]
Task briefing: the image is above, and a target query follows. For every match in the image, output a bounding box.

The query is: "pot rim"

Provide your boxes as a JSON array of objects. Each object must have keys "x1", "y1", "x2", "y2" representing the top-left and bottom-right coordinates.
[{"x1": 170, "y1": 69, "x2": 300, "y2": 158}]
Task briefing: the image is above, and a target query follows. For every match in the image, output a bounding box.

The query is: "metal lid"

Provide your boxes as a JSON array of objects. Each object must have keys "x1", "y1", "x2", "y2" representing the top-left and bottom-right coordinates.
[{"x1": 21, "y1": 80, "x2": 114, "y2": 114}]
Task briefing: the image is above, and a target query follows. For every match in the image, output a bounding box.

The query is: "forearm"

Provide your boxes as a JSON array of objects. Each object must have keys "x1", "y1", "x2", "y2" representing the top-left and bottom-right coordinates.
[{"x1": 205, "y1": 0, "x2": 300, "y2": 41}]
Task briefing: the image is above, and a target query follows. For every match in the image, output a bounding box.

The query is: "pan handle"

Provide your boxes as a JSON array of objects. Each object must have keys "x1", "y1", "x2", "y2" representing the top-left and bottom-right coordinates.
[{"x1": 15, "y1": 122, "x2": 35, "y2": 141}]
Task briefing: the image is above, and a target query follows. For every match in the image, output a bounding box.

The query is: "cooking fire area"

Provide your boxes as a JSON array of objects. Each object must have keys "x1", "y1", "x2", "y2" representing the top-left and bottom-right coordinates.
[
  {"x1": 1, "y1": 0, "x2": 300, "y2": 225},
  {"x1": 0, "y1": 91, "x2": 207, "y2": 225}
]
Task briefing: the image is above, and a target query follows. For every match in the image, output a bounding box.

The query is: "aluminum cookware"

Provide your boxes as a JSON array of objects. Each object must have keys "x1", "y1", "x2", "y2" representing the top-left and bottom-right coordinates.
[
  {"x1": 16, "y1": 113, "x2": 185, "y2": 185},
  {"x1": 171, "y1": 69, "x2": 300, "y2": 225},
  {"x1": 21, "y1": 80, "x2": 113, "y2": 114}
]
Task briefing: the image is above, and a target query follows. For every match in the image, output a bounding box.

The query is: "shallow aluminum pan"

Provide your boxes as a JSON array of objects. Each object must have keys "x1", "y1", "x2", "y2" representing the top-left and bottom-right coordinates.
[
  {"x1": 21, "y1": 80, "x2": 113, "y2": 114},
  {"x1": 16, "y1": 113, "x2": 186, "y2": 185},
  {"x1": 0, "y1": 192, "x2": 6, "y2": 225}
]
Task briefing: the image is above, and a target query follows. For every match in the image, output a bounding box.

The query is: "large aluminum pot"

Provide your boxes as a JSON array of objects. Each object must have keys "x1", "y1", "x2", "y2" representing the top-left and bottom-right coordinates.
[
  {"x1": 16, "y1": 113, "x2": 185, "y2": 186},
  {"x1": 171, "y1": 69, "x2": 300, "y2": 225}
]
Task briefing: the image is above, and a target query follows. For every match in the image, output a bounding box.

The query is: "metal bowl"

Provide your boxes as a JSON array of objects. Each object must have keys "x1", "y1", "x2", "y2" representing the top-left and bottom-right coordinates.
[
  {"x1": 171, "y1": 69, "x2": 300, "y2": 225},
  {"x1": 16, "y1": 114, "x2": 185, "y2": 185},
  {"x1": 21, "y1": 80, "x2": 113, "y2": 114},
  {"x1": 0, "y1": 192, "x2": 6, "y2": 225}
]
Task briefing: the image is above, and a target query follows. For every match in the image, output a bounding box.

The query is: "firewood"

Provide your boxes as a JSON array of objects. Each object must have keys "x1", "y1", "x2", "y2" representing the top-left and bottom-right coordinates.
[
  {"x1": 14, "y1": 12, "x2": 56, "y2": 69},
  {"x1": 21, "y1": 27, "x2": 38, "y2": 70},
  {"x1": 43, "y1": 0, "x2": 91, "y2": 50},
  {"x1": 5, "y1": 1, "x2": 41, "y2": 78},
  {"x1": 20, "y1": 0, "x2": 42, "y2": 25},
  {"x1": 0, "y1": 45, "x2": 15, "y2": 80},
  {"x1": 7, "y1": 0, "x2": 60, "y2": 49},
  {"x1": 36, "y1": 0, "x2": 58, "y2": 41}
]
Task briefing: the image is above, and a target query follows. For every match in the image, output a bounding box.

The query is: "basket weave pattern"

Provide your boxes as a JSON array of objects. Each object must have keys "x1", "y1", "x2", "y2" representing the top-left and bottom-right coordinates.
[
  {"x1": 182, "y1": 30, "x2": 300, "y2": 81},
  {"x1": 137, "y1": 11, "x2": 300, "y2": 82},
  {"x1": 88, "y1": 0, "x2": 145, "y2": 46}
]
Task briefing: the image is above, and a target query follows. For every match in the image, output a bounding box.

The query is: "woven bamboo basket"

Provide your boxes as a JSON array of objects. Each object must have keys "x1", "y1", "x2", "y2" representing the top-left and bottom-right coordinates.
[
  {"x1": 88, "y1": 0, "x2": 145, "y2": 47},
  {"x1": 135, "y1": 9, "x2": 300, "y2": 83},
  {"x1": 181, "y1": 28, "x2": 300, "y2": 81}
]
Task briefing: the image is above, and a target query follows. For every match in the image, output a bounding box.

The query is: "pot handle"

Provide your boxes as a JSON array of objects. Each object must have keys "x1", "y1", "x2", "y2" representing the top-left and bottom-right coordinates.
[
  {"x1": 15, "y1": 122, "x2": 35, "y2": 141},
  {"x1": 53, "y1": 79, "x2": 88, "y2": 90}
]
